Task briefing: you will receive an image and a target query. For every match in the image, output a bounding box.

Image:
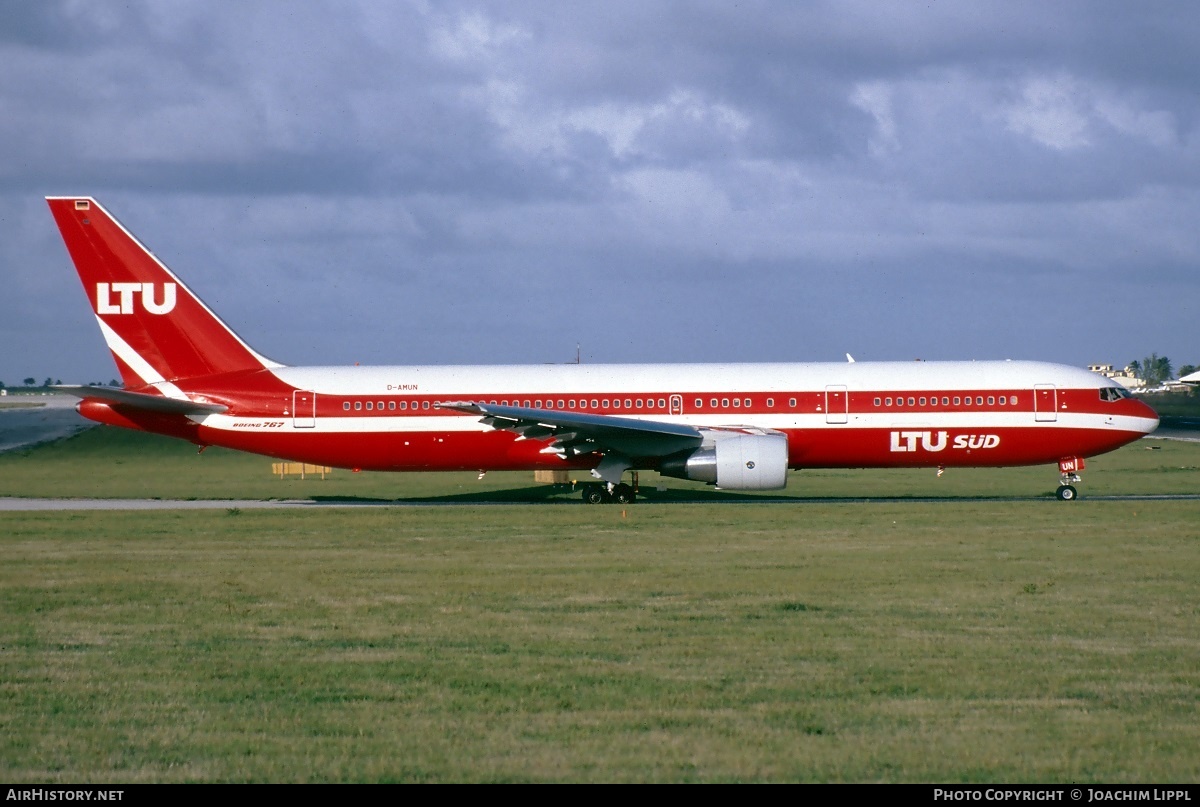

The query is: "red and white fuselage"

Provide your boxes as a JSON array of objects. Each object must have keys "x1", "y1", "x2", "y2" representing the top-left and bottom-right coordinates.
[
  {"x1": 103, "y1": 360, "x2": 1151, "y2": 472},
  {"x1": 47, "y1": 197, "x2": 1159, "y2": 493}
]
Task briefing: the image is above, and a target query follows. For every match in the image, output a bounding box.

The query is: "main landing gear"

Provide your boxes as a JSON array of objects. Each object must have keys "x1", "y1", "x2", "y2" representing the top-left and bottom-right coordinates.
[
  {"x1": 581, "y1": 478, "x2": 638, "y2": 504},
  {"x1": 1055, "y1": 457, "x2": 1085, "y2": 501}
]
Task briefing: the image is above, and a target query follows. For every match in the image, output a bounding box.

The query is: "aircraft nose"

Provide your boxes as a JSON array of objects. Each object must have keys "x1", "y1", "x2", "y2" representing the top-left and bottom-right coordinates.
[{"x1": 1136, "y1": 398, "x2": 1160, "y2": 433}]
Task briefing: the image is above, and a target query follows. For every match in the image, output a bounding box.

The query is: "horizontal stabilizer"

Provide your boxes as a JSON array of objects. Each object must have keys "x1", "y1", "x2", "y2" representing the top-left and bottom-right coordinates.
[{"x1": 54, "y1": 385, "x2": 228, "y2": 415}]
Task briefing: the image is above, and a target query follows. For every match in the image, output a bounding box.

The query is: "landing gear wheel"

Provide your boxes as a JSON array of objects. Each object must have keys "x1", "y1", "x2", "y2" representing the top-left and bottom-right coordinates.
[
  {"x1": 611, "y1": 483, "x2": 635, "y2": 504},
  {"x1": 583, "y1": 485, "x2": 609, "y2": 504},
  {"x1": 1056, "y1": 485, "x2": 1078, "y2": 501}
]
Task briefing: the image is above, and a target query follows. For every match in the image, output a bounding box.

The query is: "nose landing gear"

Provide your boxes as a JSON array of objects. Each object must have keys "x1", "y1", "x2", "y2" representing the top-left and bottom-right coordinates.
[{"x1": 1056, "y1": 457, "x2": 1085, "y2": 501}]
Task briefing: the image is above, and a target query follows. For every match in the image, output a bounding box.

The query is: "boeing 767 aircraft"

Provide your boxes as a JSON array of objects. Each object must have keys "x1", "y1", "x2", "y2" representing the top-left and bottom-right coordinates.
[{"x1": 46, "y1": 197, "x2": 1158, "y2": 502}]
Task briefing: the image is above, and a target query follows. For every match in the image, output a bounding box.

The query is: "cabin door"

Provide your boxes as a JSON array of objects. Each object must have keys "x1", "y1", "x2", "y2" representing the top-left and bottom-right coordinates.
[
  {"x1": 825, "y1": 385, "x2": 849, "y2": 424},
  {"x1": 293, "y1": 390, "x2": 316, "y2": 428},
  {"x1": 669, "y1": 394, "x2": 683, "y2": 415},
  {"x1": 1034, "y1": 384, "x2": 1057, "y2": 422}
]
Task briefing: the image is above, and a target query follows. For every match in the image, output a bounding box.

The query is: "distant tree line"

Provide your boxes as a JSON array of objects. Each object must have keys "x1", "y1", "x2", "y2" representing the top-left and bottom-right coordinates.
[
  {"x1": 1128, "y1": 354, "x2": 1196, "y2": 387},
  {"x1": 1122, "y1": 355, "x2": 1198, "y2": 395},
  {"x1": 1, "y1": 378, "x2": 121, "y2": 389}
]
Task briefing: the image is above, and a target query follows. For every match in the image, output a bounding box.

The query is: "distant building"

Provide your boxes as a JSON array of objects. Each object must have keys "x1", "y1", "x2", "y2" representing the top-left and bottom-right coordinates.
[{"x1": 1088, "y1": 364, "x2": 1146, "y2": 390}]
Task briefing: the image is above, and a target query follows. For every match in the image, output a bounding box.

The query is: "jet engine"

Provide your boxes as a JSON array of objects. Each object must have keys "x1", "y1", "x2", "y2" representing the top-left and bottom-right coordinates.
[{"x1": 659, "y1": 433, "x2": 789, "y2": 490}]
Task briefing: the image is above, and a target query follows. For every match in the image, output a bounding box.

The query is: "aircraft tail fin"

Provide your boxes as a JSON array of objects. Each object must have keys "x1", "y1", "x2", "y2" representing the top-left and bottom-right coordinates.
[{"x1": 46, "y1": 197, "x2": 282, "y2": 392}]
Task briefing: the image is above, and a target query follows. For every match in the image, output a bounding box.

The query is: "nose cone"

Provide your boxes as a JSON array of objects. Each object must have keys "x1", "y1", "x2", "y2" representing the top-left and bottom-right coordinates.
[{"x1": 1135, "y1": 398, "x2": 1160, "y2": 434}]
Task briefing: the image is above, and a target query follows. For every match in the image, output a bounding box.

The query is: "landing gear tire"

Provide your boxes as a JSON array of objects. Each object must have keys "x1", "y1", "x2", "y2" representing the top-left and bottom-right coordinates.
[
  {"x1": 583, "y1": 485, "x2": 609, "y2": 505},
  {"x1": 1056, "y1": 484, "x2": 1078, "y2": 501},
  {"x1": 611, "y1": 483, "x2": 635, "y2": 504}
]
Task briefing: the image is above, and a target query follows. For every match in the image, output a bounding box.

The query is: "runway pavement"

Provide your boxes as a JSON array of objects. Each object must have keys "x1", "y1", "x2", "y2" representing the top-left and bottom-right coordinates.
[{"x1": 0, "y1": 394, "x2": 93, "y2": 452}]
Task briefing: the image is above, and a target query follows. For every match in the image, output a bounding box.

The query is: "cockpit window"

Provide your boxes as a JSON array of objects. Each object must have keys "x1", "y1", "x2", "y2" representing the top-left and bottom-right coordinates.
[{"x1": 1099, "y1": 387, "x2": 1132, "y2": 402}]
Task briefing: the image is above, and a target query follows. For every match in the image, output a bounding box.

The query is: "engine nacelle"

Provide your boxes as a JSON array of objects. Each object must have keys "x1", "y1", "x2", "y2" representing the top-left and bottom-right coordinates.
[{"x1": 659, "y1": 433, "x2": 789, "y2": 490}]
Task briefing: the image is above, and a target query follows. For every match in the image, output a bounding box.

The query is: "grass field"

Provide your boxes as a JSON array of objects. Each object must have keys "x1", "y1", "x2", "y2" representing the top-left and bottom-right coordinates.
[{"x1": 1, "y1": 430, "x2": 1198, "y2": 782}]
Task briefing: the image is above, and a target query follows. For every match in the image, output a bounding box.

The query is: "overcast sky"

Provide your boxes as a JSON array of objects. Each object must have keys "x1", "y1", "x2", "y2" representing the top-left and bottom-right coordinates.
[{"x1": 2, "y1": 1, "x2": 1197, "y2": 385}]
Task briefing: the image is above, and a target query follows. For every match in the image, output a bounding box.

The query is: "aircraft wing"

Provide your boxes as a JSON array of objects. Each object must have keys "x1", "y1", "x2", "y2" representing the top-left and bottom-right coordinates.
[
  {"x1": 54, "y1": 385, "x2": 228, "y2": 415},
  {"x1": 438, "y1": 401, "x2": 703, "y2": 459}
]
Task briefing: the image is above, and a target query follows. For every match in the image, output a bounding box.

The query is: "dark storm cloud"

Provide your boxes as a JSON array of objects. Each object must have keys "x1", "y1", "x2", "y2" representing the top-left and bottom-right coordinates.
[{"x1": 1, "y1": 0, "x2": 1197, "y2": 385}]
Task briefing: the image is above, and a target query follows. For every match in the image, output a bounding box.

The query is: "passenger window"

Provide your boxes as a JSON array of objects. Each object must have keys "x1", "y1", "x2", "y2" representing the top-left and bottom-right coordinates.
[
  {"x1": 343, "y1": 402, "x2": 350, "y2": 411},
  {"x1": 366, "y1": 402, "x2": 373, "y2": 411},
  {"x1": 976, "y1": 397, "x2": 983, "y2": 405},
  {"x1": 954, "y1": 397, "x2": 961, "y2": 406},
  {"x1": 874, "y1": 397, "x2": 881, "y2": 406},
  {"x1": 941, "y1": 397, "x2": 949, "y2": 406},
  {"x1": 987, "y1": 396, "x2": 995, "y2": 406},
  {"x1": 389, "y1": 401, "x2": 396, "y2": 411},
  {"x1": 919, "y1": 397, "x2": 927, "y2": 406},
  {"x1": 658, "y1": 398, "x2": 666, "y2": 408},
  {"x1": 733, "y1": 398, "x2": 741, "y2": 408},
  {"x1": 999, "y1": 396, "x2": 1006, "y2": 405},
  {"x1": 422, "y1": 401, "x2": 430, "y2": 410},
  {"x1": 602, "y1": 399, "x2": 609, "y2": 408},
  {"x1": 885, "y1": 397, "x2": 892, "y2": 406},
  {"x1": 636, "y1": 399, "x2": 643, "y2": 409},
  {"x1": 695, "y1": 398, "x2": 703, "y2": 407},
  {"x1": 354, "y1": 401, "x2": 362, "y2": 411},
  {"x1": 722, "y1": 398, "x2": 730, "y2": 408},
  {"x1": 625, "y1": 399, "x2": 632, "y2": 408},
  {"x1": 767, "y1": 398, "x2": 774, "y2": 408},
  {"x1": 744, "y1": 398, "x2": 751, "y2": 407},
  {"x1": 400, "y1": 401, "x2": 407, "y2": 410},
  {"x1": 789, "y1": 398, "x2": 797, "y2": 407},
  {"x1": 591, "y1": 399, "x2": 599, "y2": 409},
  {"x1": 907, "y1": 397, "x2": 915, "y2": 406}
]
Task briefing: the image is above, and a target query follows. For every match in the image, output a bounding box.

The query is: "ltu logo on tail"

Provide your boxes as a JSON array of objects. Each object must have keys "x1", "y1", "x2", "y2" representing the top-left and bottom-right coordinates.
[{"x1": 95, "y1": 282, "x2": 177, "y2": 315}]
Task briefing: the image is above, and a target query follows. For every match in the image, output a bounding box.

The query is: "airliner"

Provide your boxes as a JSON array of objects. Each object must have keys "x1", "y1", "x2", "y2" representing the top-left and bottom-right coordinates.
[{"x1": 46, "y1": 197, "x2": 1159, "y2": 502}]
